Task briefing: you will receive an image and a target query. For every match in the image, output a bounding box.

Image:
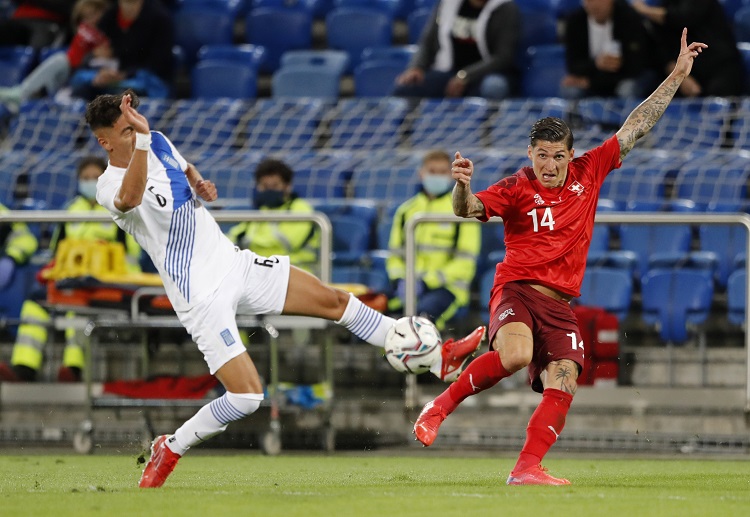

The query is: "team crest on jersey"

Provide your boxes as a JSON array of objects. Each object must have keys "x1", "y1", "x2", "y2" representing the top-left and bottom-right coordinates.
[
  {"x1": 568, "y1": 181, "x2": 585, "y2": 195},
  {"x1": 220, "y1": 328, "x2": 235, "y2": 346},
  {"x1": 533, "y1": 193, "x2": 544, "y2": 205},
  {"x1": 161, "y1": 153, "x2": 179, "y2": 169}
]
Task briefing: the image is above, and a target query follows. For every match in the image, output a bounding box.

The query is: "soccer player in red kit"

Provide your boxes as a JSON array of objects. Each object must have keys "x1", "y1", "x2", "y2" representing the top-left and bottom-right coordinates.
[{"x1": 414, "y1": 28, "x2": 707, "y2": 485}]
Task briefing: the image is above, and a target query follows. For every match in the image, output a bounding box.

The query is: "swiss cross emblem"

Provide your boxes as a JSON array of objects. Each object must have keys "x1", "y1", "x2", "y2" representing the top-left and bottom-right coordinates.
[{"x1": 568, "y1": 181, "x2": 585, "y2": 195}]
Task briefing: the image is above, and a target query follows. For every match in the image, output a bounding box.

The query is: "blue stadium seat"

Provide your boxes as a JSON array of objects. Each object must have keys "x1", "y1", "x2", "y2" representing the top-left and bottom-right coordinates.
[
  {"x1": 673, "y1": 165, "x2": 749, "y2": 210},
  {"x1": 521, "y1": 45, "x2": 566, "y2": 98},
  {"x1": 517, "y1": 9, "x2": 559, "y2": 62},
  {"x1": 332, "y1": 263, "x2": 391, "y2": 292},
  {"x1": 197, "y1": 44, "x2": 267, "y2": 70},
  {"x1": 409, "y1": 98, "x2": 489, "y2": 149},
  {"x1": 727, "y1": 269, "x2": 747, "y2": 327},
  {"x1": 641, "y1": 269, "x2": 714, "y2": 344},
  {"x1": 5, "y1": 99, "x2": 88, "y2": 153},
  {"x1": 350, "y1": 155, "x2": 421, "y2": 204},
  {"x1": 578, "y1": 266, "x2": 633, "y2": 321},
  {"x1": 272, "y1": 65, "x2": 342, "y2": 98},
  {"x1": 361, "y1": 44, "x2": 416, "y2": 65},
  {"x1": 722, "y1": 0, "x2": 750, "y2": 21},
  {"x1": 643, "y1": 98, "x2": 732, "y2": 151},
  {"x1": 280, "y1": 49, "x2": 350, "y2": 74},
  {"x1": 730, "y1": 97, "x2": 750, "y2": 147},
  {"x1": 26, "y1": 152, "x2": 81, "y2": 210},
  {"x1": 311, "y1": 199, "x2": 379, "y2": 249},
  {"x1": 488, "y1": 98, "x2": 568, "y2": 149},
  {"x1": 619, "y1": 224, "x2": 692, "y2": 279},
  {"x1": 328, "y1": 213, "x2": 373, "y2": 264},
  {"x1": 325, "y1": 7, "x2": 393, "y2": 72},
  {"x1": 699, "y1": 224, "x2": 748, "y2": 288},
  {"x1": 191, "y1": 61, "x2": 258, "y2": 99},
  {"x1": 599, "y1": 164, "x2": 669, "y2": 207},
  {"x1": 173, "y1": 4, "x2": 236, "y2": 64},
  {"x1": 333, "y1": 0, "x2": 400, "y2": 19},
  {"x1": 0, "y1": 46, "x2": 35, "y2": 86},
  {"x1": 284, "y1": 150, "x2": 354, "y2": 198},
  {"x1": 246, "y1": 7, "x2": 313, "y2": 73},
  {"x1": 406, "y1": 7, "x2": 431, "y2": 44},
  {"x1": 168, "y1": 99, "x2": 244, "y2": 152},
  {"x1": 354, "y1": 60, "x2": 405, "y2": 96},
  {"x1": 326, "y1": 97, "x2": 408, "y2": 149},
  {"x1": 242, "y1": 98, "x2": 328, "y2": 152},
  {"x1": 180, "y1": 0, "x2": 245, "y2": 16}
]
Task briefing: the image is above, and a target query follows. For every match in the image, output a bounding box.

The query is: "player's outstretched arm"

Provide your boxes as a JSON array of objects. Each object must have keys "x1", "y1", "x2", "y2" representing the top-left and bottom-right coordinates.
[
  {"x1": 185, "y1": 163, "x2": 218, "y2": 202},
  {"x1": 615, "y1": 28, "x2": 706, "y2": 161},
  {"x1": 452, "y1": 151, "x2": 485, "y2": 218}
]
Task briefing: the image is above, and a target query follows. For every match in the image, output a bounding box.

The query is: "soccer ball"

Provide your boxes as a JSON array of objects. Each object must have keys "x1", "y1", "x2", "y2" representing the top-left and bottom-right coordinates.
[{"x1": 384, "y1": 316, "x2": 442, "y2": 374}]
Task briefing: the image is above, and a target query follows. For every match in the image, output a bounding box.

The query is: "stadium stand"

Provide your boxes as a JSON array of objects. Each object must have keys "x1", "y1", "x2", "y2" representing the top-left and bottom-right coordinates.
[
  {"x1": 0, "y1": 46, "x2": 35, "y2": 87},
  {"x1": 245, "y1": 7, "x2": 314, "y2": 73},
  {"x1": 325, "y1": 7, "x2": 393, "y2": 73}
]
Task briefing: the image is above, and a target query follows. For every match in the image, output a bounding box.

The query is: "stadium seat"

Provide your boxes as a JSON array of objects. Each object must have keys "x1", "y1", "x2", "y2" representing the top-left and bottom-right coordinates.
[
  {"x1": 0, "y1": 46, "x2": 35, "y2": 86},
  {"x1": 272, "y1": 65, "x2": 342, "y2": 99},
  {"x1": 332, "y1": 0, "x2": 400, "y2": 19},
  {"x1": 328, "y1": 213, "x2": 373, "y2": 264},
  {"x1": 699, "y1": 223, "x2": 748, "y2": 288},
  {"x1": 517, "y1": 9, "x2": 559, "y2": 61},
  {"x1": 284, "y1": 150, "x2": 354, "y2": 198},
  {"x1": 409, "y1": 98, "x2": 489, "y2": 149},
  {"x1": 619, "y1": 224, "x2": 692, "y2": 279},
  {"x1": 722, "y1": 0, "x2": 750, "y2": 21},
  {"x1": 643, "y1": 98, "x2": 732, "y2": 151},
  {"x1": 360, "y1": 45, "x2": 416, "y2": 65},
  {"x1": 326, "y1": 97, "x2": 408, "y2": 149},
  {"x1": 196, "y1": 44, "x2": 267, "y2": 70},
  {"x1": 488, "y1": 98, "x2": 568, "y2": 150},
  {"x1": 353, "y1": 60, "x2": 406, "y2": 96},
  {"x1": 727, "y1": 269, "x2": 747, "y2": 327},
  {"x1": 168, "y1": 98, "x2": 245, "y2": 152},
  {"x1": 242, "y1": 99, "x2": 329, "y2": 152},
  {"x1": 180, "y1": 0, "x2": 245, "y2": 17},
  {"x1": 311, "y1": 198, "x2": 379, "y2": 249},
  {"x1": 173, "y1": 4, "x2": 236, "y2": 65},
  {"x1": 325, "y1": 7, "x2": 393, "y2": 72},
  {"x1": 26, "y1": 152, "x2": 80, "y2": 209},
  {"x1": 578, "y1": 266, "x2": 633, "y2": 322},
  {"x1": 280, "y1": 49, "x2": 350, "y2": 75},
  {"x1": 406, "y1": 7, "x2": 431, "y2": 44},
  {"x1": 641, "y1": 269, "x2": 714, "y2": 344},
  {"x1": 350, "y1": 158, "x2": 421, "y2": 205},
  {"x1": 521, "y1": 45, "x2": 566, "y2": 98},
  {"x1": 673, "y1": 165, "x2": 749, "y2": 210},
  {"x1": 191, "y1": 61, "x2": 257, "y2": 99},
  {"x1": 246, "y1": 7, "x2": 313, "y2": 73}
]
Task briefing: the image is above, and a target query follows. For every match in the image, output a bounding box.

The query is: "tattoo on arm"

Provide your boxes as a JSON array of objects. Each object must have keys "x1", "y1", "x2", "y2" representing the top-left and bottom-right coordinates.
[
  {"x1": 616, "y1": 74, "x2": 682, "y2": 160},
  {"x1": 453, "y1": 186, "x2": 485, "y2": 218}
]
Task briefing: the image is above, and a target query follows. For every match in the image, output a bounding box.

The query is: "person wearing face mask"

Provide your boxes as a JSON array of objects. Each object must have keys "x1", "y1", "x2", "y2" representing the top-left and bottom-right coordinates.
[
  {"x1": 386, "y1": 150, "x2": 481, "y2": 331},
  {"x1": 226, "y1": 159, "x2": 320, "y2": 274},
  {"x1": 0, "y1": 155, "x2": 141, "y2": 384}
]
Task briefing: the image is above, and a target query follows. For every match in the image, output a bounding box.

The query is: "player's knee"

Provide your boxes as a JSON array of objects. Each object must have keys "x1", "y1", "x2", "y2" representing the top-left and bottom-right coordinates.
[{"x1": 224, "y1": 392, "x2": 264, "y2": 419}]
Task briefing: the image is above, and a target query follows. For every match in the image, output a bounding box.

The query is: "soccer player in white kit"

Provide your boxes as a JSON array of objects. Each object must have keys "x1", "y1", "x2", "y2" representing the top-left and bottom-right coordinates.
[{"x1": 86, "y1": 91, "x2": 486, "y2": 488}]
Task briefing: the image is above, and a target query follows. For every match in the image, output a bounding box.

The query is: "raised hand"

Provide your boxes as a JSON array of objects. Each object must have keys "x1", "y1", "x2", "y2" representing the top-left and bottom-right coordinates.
[
  {"x1": 119, "y1": 93, "x2": 150, "y2": 135},
  {"x1": 674, "y1": 28, "x2": 707, "y2": 79},
  {"x1": 452, "y1": 151, "x2": 474, "y2": 187}
]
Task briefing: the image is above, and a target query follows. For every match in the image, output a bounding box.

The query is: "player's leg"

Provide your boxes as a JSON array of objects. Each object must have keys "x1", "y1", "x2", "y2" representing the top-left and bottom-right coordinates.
[
  {"x1": 283, "y1": 266, "x2": 485, "y2": 380},
  {"x1": 507, "y1": 296, "x2": 582, "y2": 486}
]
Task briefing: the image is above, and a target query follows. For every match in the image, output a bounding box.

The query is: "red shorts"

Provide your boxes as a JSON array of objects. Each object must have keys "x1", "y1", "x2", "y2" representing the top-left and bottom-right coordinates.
[{"x1": 488, "y1": 282, "x2": 584, "y2": 393}]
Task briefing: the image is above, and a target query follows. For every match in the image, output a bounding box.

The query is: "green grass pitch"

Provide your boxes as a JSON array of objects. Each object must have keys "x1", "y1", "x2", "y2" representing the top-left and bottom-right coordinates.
[{"x1": 1, "y1": 452, "x2": 749, "y2": 516}]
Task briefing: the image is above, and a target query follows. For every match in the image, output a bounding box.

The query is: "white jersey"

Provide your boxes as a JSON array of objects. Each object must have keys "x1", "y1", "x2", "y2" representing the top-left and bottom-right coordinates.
[{"x1": 96, "y1": 131, "x2": 238, "y2": 311}]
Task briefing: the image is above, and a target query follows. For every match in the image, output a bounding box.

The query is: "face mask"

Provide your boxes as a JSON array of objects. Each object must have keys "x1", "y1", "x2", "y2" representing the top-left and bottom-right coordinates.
[
  {"x1": 79, "y1": 179, "x2": 98, "y2": 200},
  {"x1": 253, "y1": 189, "x2": 286, "y2": 209},
  {"x1": 422, "y1": 174, "x2": 453, "y2": 196}
]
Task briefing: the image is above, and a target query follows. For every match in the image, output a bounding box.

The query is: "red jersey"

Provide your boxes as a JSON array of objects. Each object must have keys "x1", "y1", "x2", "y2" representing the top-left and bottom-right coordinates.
[{"x1": 475, "y1": 135, "x2": 622, "y2": 307}]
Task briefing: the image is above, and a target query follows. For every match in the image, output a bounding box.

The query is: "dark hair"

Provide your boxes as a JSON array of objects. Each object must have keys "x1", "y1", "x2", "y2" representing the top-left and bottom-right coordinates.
[
  {"x1": 77, "y1": 155, "x2": 107, "y2": 176},
  {"x1": 529, "y1": 117, "x2": 574, "y2": 150},
  {"x1": 85, "y1": 88, "x2": 139, "y2": 131},
  {"x1": 254, "y1": 158, "x2": 294, "y2": 184}
]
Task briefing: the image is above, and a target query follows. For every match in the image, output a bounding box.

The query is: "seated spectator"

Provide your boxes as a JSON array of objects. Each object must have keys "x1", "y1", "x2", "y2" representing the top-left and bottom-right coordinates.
[
  {"x1": 226, "y1": 159, "x2": 320, "y2": 274},
  {"x1": 632, "y1": 0, "x2": 744, "y2": 97},
  {"x1": 0, "y1": 201, "x2": 38, "y2": 298},
  {"x1": 0, "y1": 0, "x2": 109, "y2": 111},
  {"x1": 386, "y1": 150, "x2": 480, "y2": 330},
  {"x1": 561, "y1": 0, "x2": 656, "y2": 99},
  {"x1": 69, "y1": 0, "x2": 174, "y2": 100},
  {"x1": 0, "y1": 156, "x2": 141, "y2": 383},
  {"x1": 393, "y1": 0, "x2": 520, "y2": 100},
  {"x1": 0, "y1": 0, "x2": 77, "y2": 49}
]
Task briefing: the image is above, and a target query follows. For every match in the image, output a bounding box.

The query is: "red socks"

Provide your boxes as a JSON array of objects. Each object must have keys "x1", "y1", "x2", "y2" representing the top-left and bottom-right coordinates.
[
  {"x1": 513, "y1": 388, "x2": 573, "y2": 473},
  {"x1": 433, "y1": 351, "x2": 511, "y2": 414}
]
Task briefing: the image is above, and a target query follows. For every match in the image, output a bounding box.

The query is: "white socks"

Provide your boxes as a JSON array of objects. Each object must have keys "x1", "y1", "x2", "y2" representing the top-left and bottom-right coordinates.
[
  {"x1": 168, "y1": 391, "x2": 263, "y2": 455},
  {"x1": 336, "y1": 293, "x2": 395, "y2": 347}
]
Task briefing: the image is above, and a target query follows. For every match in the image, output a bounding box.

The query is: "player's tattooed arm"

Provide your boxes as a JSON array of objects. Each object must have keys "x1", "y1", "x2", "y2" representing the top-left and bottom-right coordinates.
[
  {"x1": 616, "y1": 28, "x2": 706, "y2": 161},
  {"x1": 452, "y1": 183, "x2": 485, "y2": 218}
]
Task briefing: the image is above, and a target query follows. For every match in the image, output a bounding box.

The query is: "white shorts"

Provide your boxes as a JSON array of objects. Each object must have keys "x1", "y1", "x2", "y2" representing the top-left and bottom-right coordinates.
[{"x1": 176, "y1": 250, "x2": 290, "y2": 374}]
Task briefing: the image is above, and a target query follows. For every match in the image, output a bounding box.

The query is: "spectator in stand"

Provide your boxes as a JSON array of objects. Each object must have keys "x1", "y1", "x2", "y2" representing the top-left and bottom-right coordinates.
[
  {"x1": 0, "y1": 0, "x2": 77, "y2": 49},
  {"x1": 632, "y1": 0, "x2": 744, "y2": 97},
  {"x1": 561, "y1": 0, "x2": 656, "y2": 99},
  {"x1": 386, "y1": 150, "x2": 481, "y2": 331},
  {"x1": 393, "y1": 0, "x2": 520, "y2": 100},
  {"x1": 226, "y1": 159, "x2": 320, "y2": 274},
  {"x1": 0, "y1": 0, "x2": 110, "y2": 111},
  {"x1": 69, "y1": 0, "x2": 173, "y2": 100}
]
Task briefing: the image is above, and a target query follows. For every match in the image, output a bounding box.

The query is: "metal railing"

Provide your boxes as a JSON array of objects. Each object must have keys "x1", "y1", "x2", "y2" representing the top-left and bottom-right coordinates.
[
  {"x1": 0, "y1": 210, "x2": 333, "y2": 283},
  {"x1": 404, "y1": 212, "x2": 750, "y2": 413}
]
